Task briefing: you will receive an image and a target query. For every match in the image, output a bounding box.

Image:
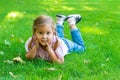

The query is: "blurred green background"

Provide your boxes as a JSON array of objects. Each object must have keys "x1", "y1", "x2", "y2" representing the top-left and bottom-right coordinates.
[{"x1": 0, "y1": 0, "x2": 120, "y2": 80}]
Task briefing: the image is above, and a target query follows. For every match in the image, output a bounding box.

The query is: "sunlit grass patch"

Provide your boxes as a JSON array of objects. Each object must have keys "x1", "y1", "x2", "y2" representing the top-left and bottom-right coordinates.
[
  {"x1": 44, "y1": 6, "x2": 75, "y2": 12},
  {"x1": 81, "y1": 26, "x2": 108, "y2": 35},
  {"x1": 111, "y1": 11, "x2": 120, "y2": 15},
  {"x1": 83, "y1": 6, "x2": 96, "y2": 11},
  {"x1": 0, "y1": 11, "x2": 24, "y2": 29},
  {"x1": 6, "y1": 11, "x2": 24, "y2": 21}
]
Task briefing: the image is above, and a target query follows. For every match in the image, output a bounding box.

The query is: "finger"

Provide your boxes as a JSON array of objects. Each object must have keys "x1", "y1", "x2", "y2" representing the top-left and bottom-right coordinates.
[
  {"x1": 33, "y1": 36, "x2": 37, "y2": 41},
  {"x1": 35, "y1": 40, "x2": 39, "y2": 45},
  {"x1": 35, "y1": 40, "x2": 39, "y2": 48},
  {"x1": 45, "y1": 42, "x2": 49, "y2": 46}
]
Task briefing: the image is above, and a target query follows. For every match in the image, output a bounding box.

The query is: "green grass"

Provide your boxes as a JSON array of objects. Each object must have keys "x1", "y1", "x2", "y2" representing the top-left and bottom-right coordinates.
[{"x1": 0, "y1": 0, "x2": 120, "y2": 80}]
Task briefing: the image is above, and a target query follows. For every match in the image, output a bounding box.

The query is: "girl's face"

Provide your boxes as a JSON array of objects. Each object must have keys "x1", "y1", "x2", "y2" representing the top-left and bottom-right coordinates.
[{"x1": 35, "y1": 25, "x2": 54, "y2": 46}]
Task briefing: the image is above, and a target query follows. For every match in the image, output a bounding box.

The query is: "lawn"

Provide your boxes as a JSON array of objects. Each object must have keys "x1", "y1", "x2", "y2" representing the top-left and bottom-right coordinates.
[{"x1": 0, "y1": 0, "x2": 120, "y2": 80}]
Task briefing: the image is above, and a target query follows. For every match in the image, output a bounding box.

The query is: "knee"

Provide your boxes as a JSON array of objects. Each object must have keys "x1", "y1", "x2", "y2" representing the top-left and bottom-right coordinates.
[
  {"x1": 82, "y1": 45, "x2": 86, "y2": 52},
  {"x1": 73, "y1": 45, "x2": 86, "y2": 53},
  {"x1": 78, "y1": 45, "x2": 86, "y2": 52}
]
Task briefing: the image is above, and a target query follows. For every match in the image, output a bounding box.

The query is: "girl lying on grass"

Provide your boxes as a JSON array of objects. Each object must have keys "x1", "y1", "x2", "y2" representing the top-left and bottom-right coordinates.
[{"x1": 25, "y1": 14, "x2": 85, "y2": 64}]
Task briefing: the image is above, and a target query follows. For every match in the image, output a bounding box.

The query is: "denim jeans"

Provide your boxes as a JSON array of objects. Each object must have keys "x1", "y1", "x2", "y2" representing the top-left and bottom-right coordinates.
[{"x1": 56, "y1": 24, "x2": 85, "y2": 53}]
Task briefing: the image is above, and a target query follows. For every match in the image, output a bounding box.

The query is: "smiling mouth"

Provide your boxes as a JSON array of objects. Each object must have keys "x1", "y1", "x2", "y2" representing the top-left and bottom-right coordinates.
[{"x1": 41, "y1": 40, "x2": 47, "y2": 42}]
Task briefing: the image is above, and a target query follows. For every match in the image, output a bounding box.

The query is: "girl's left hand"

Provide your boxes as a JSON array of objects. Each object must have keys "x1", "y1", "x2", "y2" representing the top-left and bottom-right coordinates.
[{"x1": 43, "y1": 42, "x2": 52, "y2": 51}]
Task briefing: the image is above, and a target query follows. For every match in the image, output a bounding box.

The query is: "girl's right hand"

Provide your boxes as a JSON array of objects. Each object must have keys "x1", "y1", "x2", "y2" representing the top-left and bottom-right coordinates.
[
  {"x1": 32, "y1": 35, "x2": 37, "y2": 42},
  {"x1": 32, "y1": 35, "x2": 39, "y2": 49},
  {"x1": 35, "y1": 40, "x2": 39, "y2": 49}
]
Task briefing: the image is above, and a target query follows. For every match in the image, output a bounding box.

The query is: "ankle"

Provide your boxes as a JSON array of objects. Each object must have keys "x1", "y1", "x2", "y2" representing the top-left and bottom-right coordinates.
[
  {"x1": 56, "y1": 14, "x2": 66, "y2": 25},
  {"x1": 70, "y1": 24, "x2": 77, "y2": 30},
  {"x1": 67, "y1": 17, "x2": 76, "y2": 26},
  {"x1": 56, "y1": 17, "x2": 64, "y2": 25}
]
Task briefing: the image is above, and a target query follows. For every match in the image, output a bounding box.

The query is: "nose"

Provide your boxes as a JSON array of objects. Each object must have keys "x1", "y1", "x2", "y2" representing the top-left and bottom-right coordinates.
[{"x1": 43, "y1": 34, "x2": 47, "y2": 39}]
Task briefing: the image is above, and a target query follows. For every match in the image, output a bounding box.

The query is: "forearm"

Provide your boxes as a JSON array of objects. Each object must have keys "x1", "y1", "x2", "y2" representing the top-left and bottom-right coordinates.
[
  {"x1": 47, "y1": 47, "x2": 63, "y2": 64},
  {"x1": 26, "y1": 46, "x2": 37, "y2": 60},
  {"x1": 26, "y1": 37, "x2": 39, "y2": 60}
]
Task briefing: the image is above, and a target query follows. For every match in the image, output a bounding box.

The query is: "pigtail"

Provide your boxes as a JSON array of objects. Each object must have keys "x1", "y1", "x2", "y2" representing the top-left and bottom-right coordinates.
[{"x1": 53, "y1": 37, "x2": 61, "y2": 50}]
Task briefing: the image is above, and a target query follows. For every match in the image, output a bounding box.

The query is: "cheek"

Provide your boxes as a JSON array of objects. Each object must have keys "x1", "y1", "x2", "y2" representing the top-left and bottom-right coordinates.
[
  {"x1": 35, "y1": 34, "x2": 41, "y2": 40},
  {"x1": 48, "y1": 35, "x2": 53, "y2": 41}
]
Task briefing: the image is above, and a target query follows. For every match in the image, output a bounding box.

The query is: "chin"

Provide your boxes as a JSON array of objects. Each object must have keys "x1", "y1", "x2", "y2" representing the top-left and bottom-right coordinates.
[{"x1": 40, "y1": 43, "x2": 46, "y2": 46}]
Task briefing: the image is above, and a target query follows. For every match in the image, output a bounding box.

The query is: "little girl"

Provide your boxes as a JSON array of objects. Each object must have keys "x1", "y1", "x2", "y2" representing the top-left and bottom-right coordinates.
[{"x1": 25, "y1": 14, "x2": 85, "y2": 63}]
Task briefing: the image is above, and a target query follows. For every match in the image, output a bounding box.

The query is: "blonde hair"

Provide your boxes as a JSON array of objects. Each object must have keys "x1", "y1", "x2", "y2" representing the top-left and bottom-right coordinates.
[{"x1": 32, "y1": 15, "x2": 56, "y2": 34}]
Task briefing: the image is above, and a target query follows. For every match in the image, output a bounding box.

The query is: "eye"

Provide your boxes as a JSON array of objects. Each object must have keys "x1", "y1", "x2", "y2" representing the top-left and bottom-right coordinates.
[
  {"x1": 47, "y1": 32, "x2": 50, "y2": 35},
  {"x1": 39, "y1": 32, "x2": 42, "y2": 34}
]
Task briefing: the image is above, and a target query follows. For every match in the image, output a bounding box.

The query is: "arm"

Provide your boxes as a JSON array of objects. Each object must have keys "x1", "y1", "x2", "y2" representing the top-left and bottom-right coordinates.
[
  {"x1": 25, "y1": 37, "x2": 39, "y2": 60},
  {"x1": 26, "y1": 45, "x2": 37, "y2": 60},
  {"x1": 44, "y1": 42, "x2": 64, "y2": 64}
]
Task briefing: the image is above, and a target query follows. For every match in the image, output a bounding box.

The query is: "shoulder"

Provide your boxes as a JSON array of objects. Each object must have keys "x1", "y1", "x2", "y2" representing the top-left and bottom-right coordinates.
[
  {"x1": 54, "y1": 36, "x2": 69, "y2": 58},
  {"x1": 26, "y1": 37, "x2": 32, "y2": 44},
  {"x1": 25, "y1": 37, "x2": 32, "y2": 52},
  {"x1": 53, "y1": 36, "x2": 64, "y2": 44}
]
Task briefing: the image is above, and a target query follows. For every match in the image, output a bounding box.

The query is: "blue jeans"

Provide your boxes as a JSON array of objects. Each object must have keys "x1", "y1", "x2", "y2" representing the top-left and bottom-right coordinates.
[{"x1": 56, "y1": 24, "x2": 85, "y2": 53}]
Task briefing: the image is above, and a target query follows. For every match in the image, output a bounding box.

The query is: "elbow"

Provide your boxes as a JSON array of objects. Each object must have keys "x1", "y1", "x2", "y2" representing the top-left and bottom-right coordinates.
[
  {"x1": 52, "y1": 59, "x2": 64, "y2": 64},
  {"x1": 57, "y1": 58, "x2": 64, "y2": 64},
  {"x1": 25, "y1": 53, "x2": 35, "y2": 60},
  {"x1": 58, "y1": 60, "x2": 64, "y2": 64}
]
